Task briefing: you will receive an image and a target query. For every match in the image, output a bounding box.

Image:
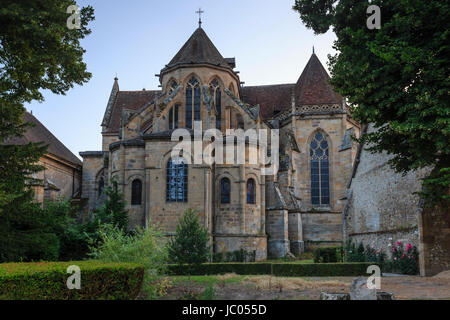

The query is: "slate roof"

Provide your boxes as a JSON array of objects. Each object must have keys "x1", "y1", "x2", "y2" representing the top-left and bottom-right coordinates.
[
  {"x1": 162, "y1": 27, "x2": 234, "y2": 73},
  {"x1": 105, "y1": 90, "x2": 160, "y2": 133},
  {"x1": 295, "y1": 53, "x2": 343, "y2": 105},
  {"x1": 4, "y1": 112, "x2": 82, "y2": 166},
  {"x1": 242, "y1": 84, "x2": 295, "y2": 119}
]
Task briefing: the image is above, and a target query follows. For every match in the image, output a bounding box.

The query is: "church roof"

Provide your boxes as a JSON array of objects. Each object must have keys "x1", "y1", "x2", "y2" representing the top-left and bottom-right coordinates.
[
  {"x1": 295, "y1": 53, "x2": 342, "y2": 105},
  {"x1": 104, "y1": 90, "x2": 160, "y2": 133},
  {"x1": 242, "y1": 84, "x2": 295, "y2": 119},
  {"x1": 4, "y1": 112, "x2": 82, "y2": 167},
  {"x1": 162, "y1": 27, "x2": 233, "y2": 73}
]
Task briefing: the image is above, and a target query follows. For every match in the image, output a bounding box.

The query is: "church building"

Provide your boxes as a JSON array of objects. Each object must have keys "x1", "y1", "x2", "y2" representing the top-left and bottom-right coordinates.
[{"x1": 80, "y1": 25, "x2": 360, "y2": 260}]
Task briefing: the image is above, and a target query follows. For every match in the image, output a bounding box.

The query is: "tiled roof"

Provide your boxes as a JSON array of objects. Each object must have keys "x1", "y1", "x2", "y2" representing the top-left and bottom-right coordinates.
[
  {"x1": 242, "y1": 84, "x2": 295, "y2": 119},
  {"x1": 105, "y1": 90, "x2": 160, "y2": 133},
  {"x1": 295, "y1": 53, "x2": 343, "y2": 105},
  {"x1": 4, "y1": 112, "x2": 82, "y2": 166},
  {"x1": 162, "y1": 28, "x2": 233, "y2": 73}
]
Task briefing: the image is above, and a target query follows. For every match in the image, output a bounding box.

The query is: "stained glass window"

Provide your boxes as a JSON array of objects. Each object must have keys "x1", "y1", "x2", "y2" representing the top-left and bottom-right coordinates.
[
  {"x1": 220, "y1": 177, "x2": 231, "y2": 204},
  {"x1": 186, "y1": 77, "x2": 201, "y2": 129},
  {"x1": 166, "y1": 157, "x2": 188, "y2": 202},
  {"x1": 310, "y1": 131, "x2": 330, "y2": 206},
  {"x1": 131, "y1": 179, "x2": 142, "y2": 205},
  {"x1": 169, "y1": 104, "x2": 179, "y2": 130},
  {"x1": 210, "y1": 79, "x2": 221, "y2": 130},
  {"x1": 247, "y1": 178, "x2": 256, "y2": 204}
]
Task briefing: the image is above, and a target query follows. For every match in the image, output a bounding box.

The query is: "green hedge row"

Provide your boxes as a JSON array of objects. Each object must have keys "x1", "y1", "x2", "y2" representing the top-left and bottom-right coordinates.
[
  {"x1": 0, "y1": 261, "x2": 144, "y2": 300},
  {"x1": 168, "y1": 262, "x2": 376, "y2": 277}
]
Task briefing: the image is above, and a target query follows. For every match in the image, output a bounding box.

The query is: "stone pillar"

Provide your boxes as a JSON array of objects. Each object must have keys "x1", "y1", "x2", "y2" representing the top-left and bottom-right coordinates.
[
  {"x1": 288, "y1": 212, "x2": 304, "y2": 255},
  {"x1": 266, "y1": 209, "x2": 290, "y2": 258}
]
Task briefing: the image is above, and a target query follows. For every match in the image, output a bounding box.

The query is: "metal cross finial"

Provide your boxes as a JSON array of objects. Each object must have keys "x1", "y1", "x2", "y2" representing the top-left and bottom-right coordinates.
[{"x1": 196, "y1": 8, "x2": 204, "y2": 28}]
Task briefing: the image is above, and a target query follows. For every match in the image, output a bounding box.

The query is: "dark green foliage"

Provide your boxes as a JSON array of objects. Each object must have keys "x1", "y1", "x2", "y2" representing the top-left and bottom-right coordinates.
[
  {"x1": 167, "y1": 262, "x2": 375, "y2": 277},
  {"x1": 168, "y1": 209, "x2": 209, "y2": 265},
  {"x1": 0, "y1": 0, "x2": 94, "y2": 261},
  {"x1": 0, "y1": 261, "x2": 144, "y2": 300},
  {"x1": 390, "y1": 242, "x2": 419, "y2": 275},
  {"x1": 344, "y1": 240, "x2": 386, "y2": 264},
  {"x1": 93, "y1": 179, "x2": 128, "y2": 232},
  {"x1": 293, "y1": 0, "x2": 450, "y2": 204},
  {"x1": 313, "y1": 246, "x2": 341, "y2": 263},
  {"x1": 213, "y1": 249, "x2": 256, "y2": 263},
  {"x1": 168, "y1": 263, "x2": 272, "y2": 276}
]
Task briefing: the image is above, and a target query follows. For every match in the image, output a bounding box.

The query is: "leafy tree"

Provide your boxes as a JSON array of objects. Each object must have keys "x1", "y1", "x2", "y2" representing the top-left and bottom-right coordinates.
[
  {"x1": 94, "y1": 179, "x2": 129, "y2": 232},
  {"x1": 293, "y1": 0, "x2": 449, "y2": 204},
  {"x1": 0, "y1": 0, "x2": 94, "y2": 261},
  {"x1": 168, "y1": 209, "x2": 210, "y2": 265}
]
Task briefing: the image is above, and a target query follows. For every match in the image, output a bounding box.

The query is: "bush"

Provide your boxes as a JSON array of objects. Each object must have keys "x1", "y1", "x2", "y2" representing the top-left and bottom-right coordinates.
[
  {"x1": 390, "y1": 242, "x2": 419, "y2": 275},
  {"x1": 313, "y1": 246, "x2": 341, "y2": 263},
  {"x1": 88, "y1": 224, "x2": 168, "y2": 299},
  {"x1": 213, "y1": 249, "x2": 256, "y2": 263},
  {"x1": 168, "y1": 209, "x2": 209, "y2": 265},
  {"x1": 0, "y1": 261, "x2": 144, "y2": 300},
  {"x1": 167, "y1": 262, "x2": 375, "y2": 277}
]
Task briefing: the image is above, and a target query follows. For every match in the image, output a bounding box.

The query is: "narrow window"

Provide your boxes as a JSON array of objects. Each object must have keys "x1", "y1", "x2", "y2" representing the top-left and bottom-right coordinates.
[
  {"x1": 169, "y1": 104, "x2": 179, "y2": 130},
  {"x1": 247, "y1": 178, "x2": 256, "y2": 204},
  {"x1": 98, "y1": 177, "x2": 104, "y2": 198},
  {"x1": 169, "y1": 80, "x2": 178, "y2": 93},
  {"x1": 210, "y1": 79, "x2": 221, "y2": 130},
  {"x1": 131, "y1": 179, "x2": 142, "y2": 205},
  {"x1": 220, "y1": 177, "x2": 231, "y2": 204},
  {"x1": 166, "y1": 157, "x2": 188, "y2": 202},
  {"x1": 186, "y1": 77, "x2": 201, "y2": 129},
  {"x1": 310, "y1": 131, "x2": 330, "y2": 206}
]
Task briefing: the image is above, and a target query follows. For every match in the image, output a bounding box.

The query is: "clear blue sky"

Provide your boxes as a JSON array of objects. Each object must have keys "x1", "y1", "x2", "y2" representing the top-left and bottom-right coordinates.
[{"x1": 25, "y1": 0, "x2": 337, "y2": 158}]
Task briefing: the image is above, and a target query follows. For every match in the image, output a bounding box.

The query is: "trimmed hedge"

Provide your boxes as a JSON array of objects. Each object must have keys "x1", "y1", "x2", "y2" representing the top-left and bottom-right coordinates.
[
  {"x1": 168, "y1": 263, "x2": 272, "y2": 276},
  {"x1": 168, "y1": 262, "x2": 377, "y2": 277},
  {"x1": 0, "y1": 261, "x2": 144, "y2": 300},
  {"x1": 272, "y1": 262, "x2": 375, "y2": 277}
]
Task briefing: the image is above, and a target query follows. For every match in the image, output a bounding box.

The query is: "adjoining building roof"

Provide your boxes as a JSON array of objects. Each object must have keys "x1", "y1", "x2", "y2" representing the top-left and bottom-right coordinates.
[
  {"x1": 104, "y1": 90, "x2": 160, "y2": 133},
  {"x1": 4, "y1": 112, "x2": 82, "y2": 167},
  {"x1": 162, "y1": 27, "x2": 234, "y2": 73},
  {"x1": 295, "y1": 53, "x2": 343, "y2": 105},
  {"x1": 242, "y1": 84, "x2": 295, "y2": 119}
]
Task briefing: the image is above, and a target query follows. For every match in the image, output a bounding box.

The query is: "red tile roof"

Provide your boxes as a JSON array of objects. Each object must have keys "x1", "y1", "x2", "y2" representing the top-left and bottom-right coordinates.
[
  {"x1": 4, "y1": 112, "x2": 82, "y2": 166},
  {"x1": 105, "y1": 90, "x2": 160, "y2": 133},
  {"x1": 295, "y1": 53, "x2": 343, "y2": 105},
  {"x1": 162, "y1": 27, "x2": 234, "y2": 73},
  {"x1": 242, "y1": 84, "x2": 295, "y2": 119}
]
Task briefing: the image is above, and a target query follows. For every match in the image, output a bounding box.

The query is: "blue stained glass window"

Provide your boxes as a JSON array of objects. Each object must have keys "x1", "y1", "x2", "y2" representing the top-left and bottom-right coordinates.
[
  {"x1": 247, "y1": 178, "x2": 256, "y2": 204},
  {"x1": 166, "y1": 157, "x2": 188, "y2": 202},
  {"x1": 310, "y1": 131, "x2": 330, "y2": 206},
  {"x1": 220, "y1": 177, "x2": 231, "y2": 204}
]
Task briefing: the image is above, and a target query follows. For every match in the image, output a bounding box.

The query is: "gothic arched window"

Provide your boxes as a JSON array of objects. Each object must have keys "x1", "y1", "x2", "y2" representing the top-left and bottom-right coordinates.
[
  {"x1": 166, "y1": 157, "x2": 188, "y2": 202},
  {"x1": 131, "y1": 179, "x2": 142, "y2": 205},
  {"x1": 210, "y1": 79, "x2": 222, "y2": 130},
  {"x1": 247, "y1": 178, "x2": 256, "y2": 204},
  {"x1": 169, "y1": 104, "x2": 180, "y2": 130},
  {"x1": 185, "y1": 77, "x2": 201, "y2": 129},
  {"x1": 220, "y1": 177, "x2": 231, "y2": 204},
  {"x1": 310, "y1": 131, "x2": 330, "y2": 206}
]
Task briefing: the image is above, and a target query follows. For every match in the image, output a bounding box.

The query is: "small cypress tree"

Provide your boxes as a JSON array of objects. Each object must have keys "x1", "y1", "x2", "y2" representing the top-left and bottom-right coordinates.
[
  {"x1": 95, "y1": 179, "x2": 128, "y2": 231},
  {"x1": 168, "y1": 209, "x2": 209, "y2": 266}
]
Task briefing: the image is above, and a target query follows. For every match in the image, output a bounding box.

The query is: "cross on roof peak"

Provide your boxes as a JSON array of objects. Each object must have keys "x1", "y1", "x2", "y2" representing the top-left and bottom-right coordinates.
[{"x1": 196, "y1": 8, "x2": 204, "y2": 28}]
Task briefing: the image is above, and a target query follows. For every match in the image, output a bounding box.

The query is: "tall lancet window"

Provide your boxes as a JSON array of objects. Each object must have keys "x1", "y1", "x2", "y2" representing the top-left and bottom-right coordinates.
[
  {"x1": 310, "y1": 131, "x2": 330, "y2": 206},
  {"x1": 169, "y1": 104, "x2": 179, "y2": 130},
  {"x1": 166, "y1": 157, "x2": 188, "y2": 202},
  {"x1": 220, "y1": 177, "x2": 231, "y2": 204},
  {"x1": 185, "y1": 77, "x2": 201, "y2": 129},
  {"x1": 209, "y1": 79, "x2": 221, "y2": 130}
]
